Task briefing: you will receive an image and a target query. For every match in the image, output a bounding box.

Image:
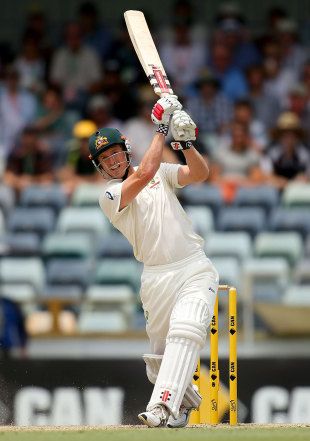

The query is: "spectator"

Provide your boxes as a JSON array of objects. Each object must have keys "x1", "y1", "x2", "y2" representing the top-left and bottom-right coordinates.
[
  {"x1": 58, "y1": 120, "x2": 100, "y2": 195},
  {"x1": 186, "y1": 70, "x2": 233, "y2": 150},
  {"x1": 160, "y1": 16, "x2": 207, "y2": 97},
  {"x1": 262, "y1": 39, "x2": 297, "y2": 107},
  {"x1": 0, "y1": 296, "x2": 27, "y2": 358},
  {"x1": 14, "y1": 29, "x2": 46, "y2": 93},
  {"x1": 262, "y1": 112, "x2": 310, "y2": 188},
  {"x1": 233, "y1": 99, "x2": 268, "y2": 151},
  {"x1": 33, "y1": 85, "x2": 80, "y2": 167},
  {"x1": 86, "y1": 94, "x2": 123, "y2": 132},
  {"x1": 124, "y1": 86, "x2": 178, "y2": 165},
  {"x1": 4, "y1": 126, "x2": 53, "y2": 193},
  {"x1": 246, "y1": 64, "x2": 281, "y2": 129},
  {"x1": 0, "y1": 65, "x2": 37, "y2": 160},
  {"x1": 275, "y1": 18, "x2": 307, "y2": 77},
  {"x1": 210, "y1": 121, "x2": 265, "y2": 202},
  {"x1": 286, "y1": 84, "x2": 310, "y2": 147},
  {"x1": 207, "y1": 42, "x2": 248, "y2": 101},
  {"x1": 78, "y1": 1, "x2": 113, "y2": 60},
  {"x1": 49, "y1": 22, "x2": 102, "y2": 109}
]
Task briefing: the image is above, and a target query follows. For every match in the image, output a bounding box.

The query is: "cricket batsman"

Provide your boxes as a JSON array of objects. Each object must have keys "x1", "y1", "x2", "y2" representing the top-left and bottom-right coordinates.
[{"x1": 88, "y1": 95, "x2": 219, "y2": 427}]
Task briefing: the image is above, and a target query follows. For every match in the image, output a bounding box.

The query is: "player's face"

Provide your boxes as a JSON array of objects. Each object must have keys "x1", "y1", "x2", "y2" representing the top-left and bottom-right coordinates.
[{"x1": 98, "y1": 145, "x2": 129, "y2": 178}]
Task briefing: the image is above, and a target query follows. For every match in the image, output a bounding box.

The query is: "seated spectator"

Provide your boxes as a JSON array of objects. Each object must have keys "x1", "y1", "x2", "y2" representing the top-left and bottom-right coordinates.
[
  {"x1": 33, "y1": 85, "x2": 80, "y2": 167},
  {"x1": 78, "y1": 1, "x2": 113, "y2": 60},
  {"x1": 0, "y1": 65, "x2": 37, "y2": 160},
  {"x1": 262, "y1": 39, "x2": 297, "y2": 107},
  {"x1": 124, "y1": 86, "x2": 178, "y2": 165},
  {"x1": 14, "y1": 29, "x2": 46, "y2": 94},
  {"x1": 210, "y1": 121, "x2": 265, "y2": 202},
  {"x1": 246, "y1": 64, "x2": 280, "y2": 130},
  {"x1": 49, "y1": 22, "x2": 102, "y2": 110},
  {"x1": 286, "y1": 84, "x2": 310, "y2": 147},
  {"x1": 0, "y1": 296, "x2": 27, "y2": 358},
  {"x1": 207, "y1": 41, "x2": 248, "y2": 101},
  {"x1": 275, "y1": 18, "x2": 307, "y2": 77},
  {"x1": 58, "y1": 120, "x2": 100, "y2": 195},
  {"x1": 233, "y1": 99, "x2": 268, "y2": 151},
  {"x1": 86, "y1": 94, "x2": 123, "y2": 133},
  {"x1": 262, "y1": 112, "x2": 310, "y2": 188},
  {"x1": 4, "y1": 126, "x2": 54, "y2": 193},
  {"x1": 186, "y1": 70, "x2": 233, "y2": 150},
  {"x1": 160, "y1": 15, "x2": 207, "y2": 97}
]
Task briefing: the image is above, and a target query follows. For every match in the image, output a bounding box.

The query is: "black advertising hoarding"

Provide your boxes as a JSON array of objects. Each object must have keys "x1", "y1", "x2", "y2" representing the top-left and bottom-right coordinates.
[{"x1": 0, "y1": 358, "x2": 309, "y2": 425}]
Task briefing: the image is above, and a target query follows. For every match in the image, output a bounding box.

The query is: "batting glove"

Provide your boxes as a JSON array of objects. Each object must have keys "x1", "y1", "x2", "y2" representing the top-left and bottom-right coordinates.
[
  {"x1": 151, "y1": 95, "x2": 182, "y2": 136},
  {"x1": 170, "y1": 110, "x2": 198, "y2": 150}
]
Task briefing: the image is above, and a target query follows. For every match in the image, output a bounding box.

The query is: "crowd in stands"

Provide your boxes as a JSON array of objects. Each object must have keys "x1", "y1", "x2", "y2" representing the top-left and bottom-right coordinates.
[
  {"x1": 1, "y1": 1, "x2": 310, "y2": 344},
  {"x1": 0, "y1": 1, "x2": 309, "y2": 199}
]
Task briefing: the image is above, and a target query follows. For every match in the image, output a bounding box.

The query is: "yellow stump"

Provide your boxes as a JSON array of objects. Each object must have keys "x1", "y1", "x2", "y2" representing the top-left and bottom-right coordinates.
[
  {"x1": 210, "y1": 295, "x2": 219, "y2": 424},
  {"x1": 229, "y1": 287, "x2": 238, "y2": 425},
  {"x1": 190, "y1": 359, "x2": 201, "y2": 423}
]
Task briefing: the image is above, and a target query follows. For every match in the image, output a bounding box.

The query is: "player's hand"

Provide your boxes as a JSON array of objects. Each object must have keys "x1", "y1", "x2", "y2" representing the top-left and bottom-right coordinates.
[
  {"x1": 151, "y1": 95, "x2": 182, "y2": 126},
  {"x1": 170, "y1": 110, "x2": 198, "y2": 150}
]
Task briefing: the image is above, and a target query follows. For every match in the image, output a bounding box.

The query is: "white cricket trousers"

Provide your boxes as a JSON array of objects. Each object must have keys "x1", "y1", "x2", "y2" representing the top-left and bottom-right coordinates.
[{"x1": 140, "y1": 250, "x2": 219, "y2": 355}]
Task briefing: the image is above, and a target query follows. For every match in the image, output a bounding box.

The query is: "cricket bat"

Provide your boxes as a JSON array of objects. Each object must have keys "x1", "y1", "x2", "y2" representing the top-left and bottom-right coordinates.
[{"x1": 124, "y1": 10, "x2": 174, "y2": 97}]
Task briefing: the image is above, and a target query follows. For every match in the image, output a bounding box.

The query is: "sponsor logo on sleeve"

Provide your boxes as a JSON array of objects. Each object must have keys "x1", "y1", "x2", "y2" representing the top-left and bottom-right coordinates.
[{"x1": 105, "y1": 191, "x2": 114, "y2": 200}]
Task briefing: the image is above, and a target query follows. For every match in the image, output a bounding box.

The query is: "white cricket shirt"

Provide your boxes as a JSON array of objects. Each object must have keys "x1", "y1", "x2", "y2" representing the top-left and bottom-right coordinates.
[{"x1": 99, "y1": 163, "x2": 204, "y2": 266}]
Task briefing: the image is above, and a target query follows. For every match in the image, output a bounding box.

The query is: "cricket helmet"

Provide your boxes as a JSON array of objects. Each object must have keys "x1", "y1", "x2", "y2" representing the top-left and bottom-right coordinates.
[{"x1": 88, "y1": 127, "x2": 132, "y2": 179}]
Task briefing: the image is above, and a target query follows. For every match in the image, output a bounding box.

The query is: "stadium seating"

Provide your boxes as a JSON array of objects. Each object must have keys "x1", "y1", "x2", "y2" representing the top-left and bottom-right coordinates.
[
  {"x1": 293, "y1": 259, "x2": 310, "y2": 284},
  {"x1": 283, "y1": 284, "x2": 310, "y2": 306},
  {"x1": 216, "y1": 207, "x2": 266, "y2": 237},
  {"x1": 8, "y1": 207, "x2": 56, "y2": 238},
  {"x1": 0, "y1": 283, "x2": 37, "y2": 304},
  {"x1": 269, "y1": 207, "x2": 310, "y2": 238},
  {"x1": 0, "y1": 185, "x2": 15, "y2": 217},
  {"x1": 71, "y1": 183, "x2": 104, "y2": 206},
  {"x1": 94, "y1": 258, "x2": 142, "y2": 291},
  {"x1": 210, "y1": 256, "x2": 240, "y2": 289},
  {"x1": 0, "y1": 233, "x2": 40, "y2": 257},
  {"x1": 44, "y1": 285, "x2": 84, "y2": 301},
  {"x1": 97, "y1": 232, "x2": 133, "y2": 258},
  {"x1": 20, "y1": 185, "x2": 67, "y2": 213},
  {"x1": 180, "y1": 184, "x2": 223, "y2": 213},
  {"x1": 0, "y1": 210, "x2": 5, "y2": 235},
  {"x1": 0, "y1": 257, "x2": 45, "y2": 294},
  {"x1": 46, "y1": 259, "x2": 93, "y2": 289},
  {"x1": 234, "y1": 186, "x2": 279, "y2": 212},
  {"x1": 78, "y1": 311, "x2": 128, "y2": 333},
  {"x1": 56, "y1": 207, "x2": 110, "y2": 236},
  {"x1": 205, "y1": 232, "x2": 252, "y2": 261},
  {"x1": 254, "y1": 232, "x2": 303, "y2": 265},
  {"x1": 185, "y1": 206, "x2": 214, "y2": 236},
  {"x1": 42, "y1": 232, "x2": 94, "y2": 260},
  {"x1": 305, "y1": 235, "x2": 310, "y2": 256},
  {"x1": 282, "y1": 183, "x2": 310, "y2": 207}
]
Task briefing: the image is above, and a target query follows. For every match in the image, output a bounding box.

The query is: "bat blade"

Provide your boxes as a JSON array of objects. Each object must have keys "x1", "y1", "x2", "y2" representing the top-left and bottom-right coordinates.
[{"x1": 124, "y1": 10, "x2": 173, "y2": 97}]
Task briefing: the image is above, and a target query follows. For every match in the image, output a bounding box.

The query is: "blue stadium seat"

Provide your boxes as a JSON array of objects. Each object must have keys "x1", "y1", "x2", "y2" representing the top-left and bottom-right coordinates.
[
  {"x1": 254, "y1": 232, "x2": 303, "y2": 265},
  {"x1": 269, "y1": 208, "x2": 310, "y2": 238},
  {"x1": 8, "y1": 207, "x2": 55, "y2": 238},
  {"x1": 20, "y1": 185, "x2": 67, "y2": 213},
  {"x1": 216, "y1": 207, "x2": 266, "y2": 237},
  {"x1": 57, "y1": 207, "x2": 110, "y2": 236},
  {"x1": 283, "y1": 284, "x2": 310, "y2": 306},
  {"x1": 0, "y1": 232, "x2": 40, "y2": 257},
  {"x1": 46, "y1": 259, "x2": 93, "y2": 289},
  {"x1": 234, "y1": 186, "x2": 279, "y2": 212},
  {"x1": 95, "y1": 258, "x2": 142, "y2": 291},
  {"x1": 210, "y1": 256, "x2": 240, "y2": 289},
  {"x1": 205, "y1": 232, "x2": 252, "y2": 261},
  {"x1": 0, "y1": 185, "x2": 15, "y2": 217},
  {"x1": 97, "y1": 232, "x2": 133, "y2": 258},
  {"x1": 72, "y1": 183, "x2": 103, "y2": 206},
  {"x1": 180, "y1": 184, "x2": 223, "y2": 213},
  {"x1": 185, "y1": 206, "x2": 214, "y2": 236},
  {"x1": 44, "y1": 284, "x2": 83, "y2": 301},
  {"x1": 0, "y1": 257, "x2": 45, "y2": 293},
  {"x1": 42, "y1": 232, "x2": 94, "y2": 260}
]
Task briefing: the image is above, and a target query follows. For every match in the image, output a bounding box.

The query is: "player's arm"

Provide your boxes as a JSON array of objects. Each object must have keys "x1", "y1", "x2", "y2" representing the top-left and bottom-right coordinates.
[
  {"x1": 170, "y1": 110, "x2": 209, "y2": 186},
  {"x1": 119, "y1": 95, "x2": 182, "y2": 210}
]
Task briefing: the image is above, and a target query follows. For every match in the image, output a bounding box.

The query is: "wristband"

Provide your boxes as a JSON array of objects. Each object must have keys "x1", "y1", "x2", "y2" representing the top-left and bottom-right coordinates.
[
  {"x1": 171, "y1": 141, "x2": 193, "y2": 150},
  {"x1": 156, "y1": 124, "x2": 169, "y2": 136}
]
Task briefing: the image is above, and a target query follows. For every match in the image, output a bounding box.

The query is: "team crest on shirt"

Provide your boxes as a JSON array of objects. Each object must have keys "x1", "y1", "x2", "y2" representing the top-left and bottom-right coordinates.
[
  {"x1": 96, "y1": 136, "x2": 109, "y2": 149},
  {"x1": 147, "y1": 177, "x2": 161, "y2": 189}
]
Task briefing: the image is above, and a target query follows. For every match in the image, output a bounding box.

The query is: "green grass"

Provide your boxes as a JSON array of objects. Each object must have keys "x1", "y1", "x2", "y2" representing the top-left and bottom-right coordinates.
[{"x1": 0, "y1": 426, "x2": 310, "y2": 441}]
